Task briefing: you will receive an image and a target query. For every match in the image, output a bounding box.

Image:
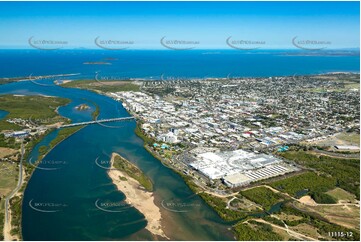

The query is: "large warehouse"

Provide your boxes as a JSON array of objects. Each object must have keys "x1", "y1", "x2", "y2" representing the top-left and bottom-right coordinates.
[{"x1": 189, "y1": 149, "x2": 296, "y2": 187}]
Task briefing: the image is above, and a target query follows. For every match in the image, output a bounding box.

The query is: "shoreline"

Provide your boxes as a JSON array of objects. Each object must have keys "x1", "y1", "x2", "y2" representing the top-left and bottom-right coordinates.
[
  {"x1": 2, "y1": 72, "x2": 359, "y2": 86},
  {"x1": 107, "y1": 152, "x2": 169, "y2": 240},
  {"x1": 3, "y1": 125, "x2": 85, "y2": 240}
]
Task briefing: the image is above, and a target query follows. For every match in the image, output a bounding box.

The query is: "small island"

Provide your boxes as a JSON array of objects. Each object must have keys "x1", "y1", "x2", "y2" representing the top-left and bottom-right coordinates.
[
  {"x1": 75, "y1": 104, "x2": 90, "y2": 111},
  {"x1": 107, "y1": 153, "x2": 168, "y2": 239}
]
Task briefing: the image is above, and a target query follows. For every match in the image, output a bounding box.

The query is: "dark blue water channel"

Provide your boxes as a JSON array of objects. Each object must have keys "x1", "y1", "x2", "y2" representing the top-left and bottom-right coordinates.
[{"x1": 0, "y1": 80, "x2": 233, "y2": 240}]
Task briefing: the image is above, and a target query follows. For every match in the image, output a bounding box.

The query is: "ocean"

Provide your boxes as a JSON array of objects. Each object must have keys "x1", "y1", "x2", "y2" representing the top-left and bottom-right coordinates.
[
  {"x1": 0, "y1": 49, "x2": 359, "y2": 240},
  {"x1": 0, "y1": 49, "x2": 359, "y2": 79}
]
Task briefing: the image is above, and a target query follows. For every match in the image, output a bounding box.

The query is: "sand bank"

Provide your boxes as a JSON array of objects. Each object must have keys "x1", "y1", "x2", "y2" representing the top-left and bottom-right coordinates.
[{"x1": 107, "y1": 153, "x2": 168, "y2": 239}]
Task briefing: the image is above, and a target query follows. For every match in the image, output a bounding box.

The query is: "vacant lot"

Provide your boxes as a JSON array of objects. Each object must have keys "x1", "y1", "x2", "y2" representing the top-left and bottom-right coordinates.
[
  {"x1": 0, "y1": 147, "x2": 18, "y2": 159},
  {"x1": 0, "y1": 161, "x2": 18, "y2": 240},
  {"x1": 305, "y1": 132, "x2": 360, "y2": 147},
  {"x1": 326, "y1": 188, "x2": 357, "y2": 202},
  {"x1": 293, "y1": 201, "x2": 360, "y2": 230},
  {"x1": 0, "y1": 162, "x2": 18, "y2": 197}
]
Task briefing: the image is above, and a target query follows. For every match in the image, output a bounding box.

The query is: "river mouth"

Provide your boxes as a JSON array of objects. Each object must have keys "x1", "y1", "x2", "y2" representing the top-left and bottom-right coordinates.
[{"x1": 0, "y1": 80, "x2": 232, "y2": 241}]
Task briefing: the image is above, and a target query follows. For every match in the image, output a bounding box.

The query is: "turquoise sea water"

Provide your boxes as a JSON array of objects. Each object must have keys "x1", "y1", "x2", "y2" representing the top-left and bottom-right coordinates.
[
  {"x1": 0, "y1": 49, "x2": 359, "y2": 79},
  {"x1": 0, "y1": 50, "x2": 359, "y2": 240}
]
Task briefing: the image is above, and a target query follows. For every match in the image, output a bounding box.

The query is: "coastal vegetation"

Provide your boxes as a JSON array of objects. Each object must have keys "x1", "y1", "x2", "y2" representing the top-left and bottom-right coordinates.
[
  {"x1": 233, "y1": 220, "x2": 283, "y2": 241},
  {"x1": 0, "y1": 77, "x2": 26, "y2": 86},
  {"x1": 0, "y1": 134, "x2": 19, "y2": 149},
  {"x1": 36, "y1": 126, "x2": 84, "y2": 161},
  {"x1": 91, "y1": 103, "x2": 100, "y2": 120},
  {"x1": 61, "y1": 80, "x2": 140, "y2": 93},
  {"x1": 134, "y1": 122, "x2": 155, "y2": 145},
  {"x1": 0, "y1": 95, "x2": 70, "y2": 130},
  {"x1": 9, "y1": 195, "x2": 22, "y2": 238},
  {"x1": 112, "y1": 153, "x2": 153, "y2": 192},
  {"x1": 270, "y1": 172, "x2": 336, "y2": 198},
  {"x1": 278, "y1": 150, "x2": 360, "y2": 199},
  {"x1": 278, "y1": 203, "x2": 360, "y2": 240},
  {"x1": 240, "y1": 187, "x2": 283, "y2": 210},
  {"x1": 197, "y1": 193, "x2": 250, "y2": 221}
]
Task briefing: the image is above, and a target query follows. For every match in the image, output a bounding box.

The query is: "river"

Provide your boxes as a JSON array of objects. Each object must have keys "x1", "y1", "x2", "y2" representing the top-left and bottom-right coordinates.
[{"x1": 0, "y1": 79, "x2": 234, "y2": 240}]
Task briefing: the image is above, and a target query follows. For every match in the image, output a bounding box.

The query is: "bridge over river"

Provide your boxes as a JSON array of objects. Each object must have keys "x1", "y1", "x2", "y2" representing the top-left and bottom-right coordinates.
[{"x1": 60, "y1": 117, "x2": 135, "y2": 128}]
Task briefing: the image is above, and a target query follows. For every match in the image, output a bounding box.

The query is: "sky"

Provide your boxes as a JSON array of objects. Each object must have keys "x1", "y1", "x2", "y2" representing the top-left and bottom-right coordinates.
[{"x1": 0, "y1": 1, "x2": 359, "y2": 49}]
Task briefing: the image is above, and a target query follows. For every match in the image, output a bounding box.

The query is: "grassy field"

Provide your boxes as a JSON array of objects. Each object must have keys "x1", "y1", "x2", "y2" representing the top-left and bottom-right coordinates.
[
  {"x1": 292, "y1": 201, "x2": 360, "y2": 231},
  {"x1": 326, "y1": 188, "x2": 357, "y2": 202},
  {"x1": 336, "y1": 133, "x2": 360, "y2": 145},
  {"x1": 0, "y1": 147, "x2": 18, "y2": 158},
  {"x1": 0, "y1": 95, "x2": 70, "y2": 130},
  {"x1": 113, "y1": 153, "x2": 153, "y2": 191},
  {"x1": 0, "y1": 162, "x2": 18, "y2": 240},
  {"x1": 0, "y1": 162, "x2": 18, "y2": 197},
  {"x1": 279, "y1": 203, "x2": 360, "y2": 241},
  {"x1": 61, "y1": 80, "x2": 140, "y2": 93}
]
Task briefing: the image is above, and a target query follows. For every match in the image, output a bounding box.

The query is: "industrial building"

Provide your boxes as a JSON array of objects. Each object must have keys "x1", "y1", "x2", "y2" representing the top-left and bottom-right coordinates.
[{"x1": 189, "y1": 149, "x2": 296, "y2": 187}]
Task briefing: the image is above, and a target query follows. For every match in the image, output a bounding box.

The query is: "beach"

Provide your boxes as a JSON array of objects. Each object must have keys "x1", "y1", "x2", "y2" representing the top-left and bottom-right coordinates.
[{"x1": 107, "y1": 153, "x2": 168, "y2": 239}]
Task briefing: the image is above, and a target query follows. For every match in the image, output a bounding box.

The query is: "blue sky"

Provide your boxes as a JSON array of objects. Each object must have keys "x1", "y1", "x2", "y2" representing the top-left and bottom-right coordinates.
[{"x1": 0, "y1": 1, "x2": 359, "y2": 49}]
